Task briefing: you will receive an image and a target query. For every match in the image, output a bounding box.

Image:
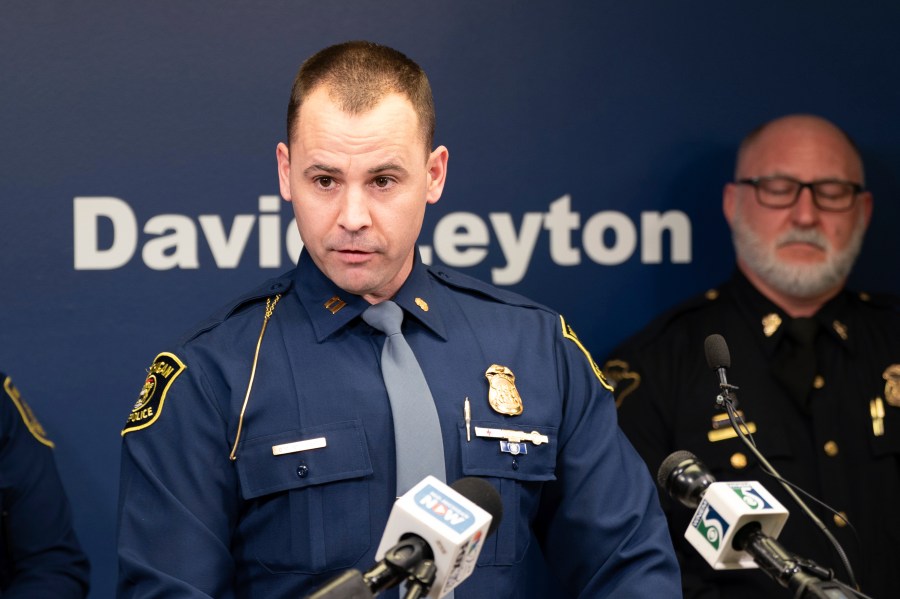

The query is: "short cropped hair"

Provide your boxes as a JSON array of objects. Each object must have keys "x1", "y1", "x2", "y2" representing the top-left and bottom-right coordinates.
[{"x1": 286, "y1": 41, "x2": 436, "y2": 152}]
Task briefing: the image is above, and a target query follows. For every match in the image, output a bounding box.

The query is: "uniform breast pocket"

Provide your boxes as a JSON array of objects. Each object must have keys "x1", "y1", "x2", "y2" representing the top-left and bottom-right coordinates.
[
  {"x1": 458, "y1": 420, "x2": 557, "y2": 566},
  {"x1": 234, "y1": 420, "x2": 374, "y2": 574}
]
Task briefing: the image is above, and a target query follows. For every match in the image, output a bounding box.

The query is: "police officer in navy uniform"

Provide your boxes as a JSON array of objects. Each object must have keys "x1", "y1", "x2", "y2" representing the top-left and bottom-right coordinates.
[
  {"x1": 0, "y1": 372, "x2": 89, "y2": 598},
  {"x1": 116, "y1": 41, "x2": 680, "y2": 598},
  {"x1": 605, "y1": 114, "x2": 900, "y2": 598}
]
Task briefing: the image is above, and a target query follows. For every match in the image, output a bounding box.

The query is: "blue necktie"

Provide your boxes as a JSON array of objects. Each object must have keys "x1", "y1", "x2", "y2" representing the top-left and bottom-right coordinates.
[{"x1": 363, "y1": 300, "x2": 447, "y2": 495}]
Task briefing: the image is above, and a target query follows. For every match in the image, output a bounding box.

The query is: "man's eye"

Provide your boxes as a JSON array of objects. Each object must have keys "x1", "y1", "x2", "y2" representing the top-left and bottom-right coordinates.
[
  {"x1": 315, "y1": 176, "x2": 334, "y2": 188},
  {"x1": 373, "y1": 176, "x2": 392, "y2": 188}
]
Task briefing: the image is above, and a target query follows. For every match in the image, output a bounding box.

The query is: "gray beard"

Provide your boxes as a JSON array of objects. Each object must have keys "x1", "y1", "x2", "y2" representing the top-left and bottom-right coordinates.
[{"x1": 730, "y1": 209, "x2": 866, "y2": 299}]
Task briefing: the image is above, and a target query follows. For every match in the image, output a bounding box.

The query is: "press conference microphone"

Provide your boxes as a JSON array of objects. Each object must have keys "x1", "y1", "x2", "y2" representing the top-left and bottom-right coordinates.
[
  {"x1": 658, "y1": 451, "x2": 856, "y2": 599},
  {"x1": 704, "y1": 333, "x2": 731, "y2": 388},
  {"x1": 307, "y1": 476, "x2": 502, "y2": 599}
]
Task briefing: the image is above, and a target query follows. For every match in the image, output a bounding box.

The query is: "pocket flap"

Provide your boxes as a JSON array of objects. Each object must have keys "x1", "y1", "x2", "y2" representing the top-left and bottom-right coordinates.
[
  {"x1": 459, "y1": 420, "x2": 557, "y2": 482},
  {"x1": 235, "y1": 420, "x2": 373, "y2": 500}
]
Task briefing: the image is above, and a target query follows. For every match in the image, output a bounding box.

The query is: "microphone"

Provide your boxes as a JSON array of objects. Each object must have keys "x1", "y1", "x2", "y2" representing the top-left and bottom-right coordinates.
[
  {"x1": 658, "y1": 451, "x2": 788, "y2": 571},
  {"x1": 704, "y1": 333, "x2": 730, "y2": 387},
  {"x1": 704, "y1": 333, "x2": 738, "y2": 408},
  {"x1": 658, "y1": 452, "x2": 858, "y2": 598},
  {"x1": 307, "y1": 476, "x2": 502, "y2": 599}
]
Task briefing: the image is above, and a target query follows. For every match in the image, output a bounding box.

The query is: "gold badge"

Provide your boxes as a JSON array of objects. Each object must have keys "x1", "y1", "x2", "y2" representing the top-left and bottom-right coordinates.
[
  {"x1": 883, "y1": 364, "x2": 900, "y2": 407},
  {"x1": 485, "y1": 364, "x2": 524, "y2": 416},
  {"x1": 415, "y1": 297, "x2": 429, "y2": 312},
  {"x1": 762, "y1": 313, "x2": 782, "y2": 337}
]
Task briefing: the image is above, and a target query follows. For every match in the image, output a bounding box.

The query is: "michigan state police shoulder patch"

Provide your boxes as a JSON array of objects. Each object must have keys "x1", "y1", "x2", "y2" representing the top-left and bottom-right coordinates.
[
  {"x1": 3, "y1": 375, "x2": 55, "y2": 448},
  {"x1": 122, "y1": 352, "x2": 186, "y2": 435}
]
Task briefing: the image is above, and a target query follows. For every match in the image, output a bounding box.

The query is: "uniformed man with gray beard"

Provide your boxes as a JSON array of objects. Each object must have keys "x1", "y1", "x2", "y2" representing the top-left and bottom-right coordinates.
[{"x1": 605, "y1": 114, "x2": 900, "y2": 599}]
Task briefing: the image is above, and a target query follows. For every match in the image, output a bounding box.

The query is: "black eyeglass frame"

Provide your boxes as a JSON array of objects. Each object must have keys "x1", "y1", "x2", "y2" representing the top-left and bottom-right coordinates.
[{"x1": 735, "y1": 175, "x2": 865, "y2": 213}]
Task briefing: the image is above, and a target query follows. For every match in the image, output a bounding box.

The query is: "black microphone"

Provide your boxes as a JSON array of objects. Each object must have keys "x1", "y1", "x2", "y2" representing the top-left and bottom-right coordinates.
[
  {"x1": 704, "y1": 334, "x2": 739, "y2": 409},
  {"x1": 658, "y1": 451, "x2": 854, "y2": 599},
  {"x1": 704, "y1": 333, "x2": 730, "y2": 386},
  {"x1": 306, "y1": 476, "x2": 503, "y2": 599}
]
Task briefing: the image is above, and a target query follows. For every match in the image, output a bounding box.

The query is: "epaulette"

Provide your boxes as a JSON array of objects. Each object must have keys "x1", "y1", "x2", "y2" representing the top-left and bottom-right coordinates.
[
  {"x1": 854, "y1": 289, "x2": 900, "y2": 313},
  {"x1": 179, "y1": 271, "x2": 296, "y2": 344},
  {"x1": 426, "y1": 265, "x2": 553, "y2": 313},
  {"x1": 617, "y1": 287, "x2": 722, "y2": 350}
]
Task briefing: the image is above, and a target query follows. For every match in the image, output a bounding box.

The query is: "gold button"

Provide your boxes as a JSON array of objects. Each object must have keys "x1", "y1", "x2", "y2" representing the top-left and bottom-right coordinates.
[
  {"x1": 859, "y1": 292, "x2": 871, "y2": 302},
  {"x1": 730, "y1": 452, "x2": 748, "y2": 469},
  {"x1": 824, "y1": 441, "x2": 839, "y2": 457},
  {"x1": 813, "y1": 375, "x2": 825, "y2": 389},
  {"x1": 833, "y1": 511, "x2": 848, "y2": 528},
  {"x1": 705, "y1": 289, "x2": 719, "y2": 300}
]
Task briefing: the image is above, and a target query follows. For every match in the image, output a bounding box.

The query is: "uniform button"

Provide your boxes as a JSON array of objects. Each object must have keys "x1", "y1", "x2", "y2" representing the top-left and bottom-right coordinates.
[
  {"x1": 823, "y1": 441, "x2": 839, "y2": 457},
  {"x1": 834, "y1": 512, "x2": 848, "y2": 528},
  {"x1": 511, "y1": 458, "x2": 519, "y2": 471},
  {"x1": 813, "y1": 375, "x2": 825, "y2": 389},
  {"x1": 296, "y1": 463, "x2": 309, "y2": 478},
  {"x1": 730, "y1": 452, "x2": 748, "y2": 469}
]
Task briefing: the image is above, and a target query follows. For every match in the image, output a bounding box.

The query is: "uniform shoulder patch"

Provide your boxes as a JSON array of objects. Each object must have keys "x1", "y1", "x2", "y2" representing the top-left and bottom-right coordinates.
[
  {"x1": 600, "y1": 359, "x2": 641, "y2": 408},
  {"x1": 122, "y1": 352, "x2": 186, "y2": 435},
  {"x1": 2, "y1": 375, "x2": 54, "y2": 448},
  {"x1": 560, "y1": 316, "x2": 614, "y2": 392}
]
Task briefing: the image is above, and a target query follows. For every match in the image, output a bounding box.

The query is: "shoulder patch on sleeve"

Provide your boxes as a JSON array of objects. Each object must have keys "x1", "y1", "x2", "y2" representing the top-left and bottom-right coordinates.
[
  {"x1": 122, "y1": 352, "x2": 186, "y2": 435},
  {"x1": 600, "y1": 359, "x2": 642, "y2": 408},
  {"x1": 560, "y1": 316, "x2": 614, "y2": 392},
  {"x1": 3, "y1": 376, "x2": 54, "y2": 448}
]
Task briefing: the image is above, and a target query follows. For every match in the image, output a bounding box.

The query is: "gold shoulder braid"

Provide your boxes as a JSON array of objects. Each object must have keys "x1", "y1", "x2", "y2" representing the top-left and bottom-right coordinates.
[
  {"x1": 229, "y1": 294, "x2": 281, "y2": 461},
  {"x1": 560, "y1": 315, "x2": 614, "y2": 392}
]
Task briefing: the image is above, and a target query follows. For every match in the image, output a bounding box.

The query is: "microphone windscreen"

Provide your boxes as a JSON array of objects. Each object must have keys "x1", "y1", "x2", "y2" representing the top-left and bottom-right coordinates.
[
  {"x1": 657, "y1": 450, "x2": 698, "y2": 490},
  {"x1": 704, "y1": 334, "x2": 731, "y2": 370},
  {"x1": 450, "y1": 477, "x2": 503, "y2": 537}
]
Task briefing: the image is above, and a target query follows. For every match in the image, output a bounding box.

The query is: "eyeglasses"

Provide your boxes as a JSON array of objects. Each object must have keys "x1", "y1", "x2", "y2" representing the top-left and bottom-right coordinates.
[{"x1": 735, "y1": 175, "x2": 864, "y2": 212}]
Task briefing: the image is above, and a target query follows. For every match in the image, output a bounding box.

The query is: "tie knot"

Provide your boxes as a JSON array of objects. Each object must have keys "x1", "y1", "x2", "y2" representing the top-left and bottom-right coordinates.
[
  {"x1": 362, "y1": 300, "x2": 404, "y2": 336},
  {"x1": 786, "y1": 317, "x2": 818, "y2": 346}
]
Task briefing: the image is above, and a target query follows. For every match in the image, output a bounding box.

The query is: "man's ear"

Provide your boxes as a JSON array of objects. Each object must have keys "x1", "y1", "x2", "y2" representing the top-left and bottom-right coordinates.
[
  {"x1": 276, "y1": 142, "x2": 292, "y2": 202},
  {"x1": 424, "y1": 145, "x2": 449, "y2": 205}
]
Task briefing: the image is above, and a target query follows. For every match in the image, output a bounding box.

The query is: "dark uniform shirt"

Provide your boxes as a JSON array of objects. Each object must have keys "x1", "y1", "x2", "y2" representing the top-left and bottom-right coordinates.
[
  {"x1": 117, "y1": 252, "x2": 680, "y2": 598},
  {"x1": 605, "y1": 271, "x2": 900, "y2": 599},
  {"x1": 0, "y1": 373, "x2": 89, "y2": 598}
]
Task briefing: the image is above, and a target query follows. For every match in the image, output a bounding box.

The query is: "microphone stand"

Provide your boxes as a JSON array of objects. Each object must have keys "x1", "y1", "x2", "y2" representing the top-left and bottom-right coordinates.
[{"x1": 713, "y1": 379, "x2": 873, "y2": 599}]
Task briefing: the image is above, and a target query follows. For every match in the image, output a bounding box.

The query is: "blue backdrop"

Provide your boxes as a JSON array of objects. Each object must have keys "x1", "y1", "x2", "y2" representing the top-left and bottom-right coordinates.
[{"x1": 2, "y1": 3, "x2": 900, "y2": 596}]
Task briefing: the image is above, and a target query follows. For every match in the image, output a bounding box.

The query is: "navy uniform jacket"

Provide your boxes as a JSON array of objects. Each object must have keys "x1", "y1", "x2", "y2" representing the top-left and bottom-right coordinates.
[
  {"x1": 0, "y1": 373, "x2": 89, "y2": 598},
  {"x1": 117, "y1": 252, "x2": 680, "y2": 598},
  {"x1": 605, "y1": 271, "x2": 900, "y2": 599}
]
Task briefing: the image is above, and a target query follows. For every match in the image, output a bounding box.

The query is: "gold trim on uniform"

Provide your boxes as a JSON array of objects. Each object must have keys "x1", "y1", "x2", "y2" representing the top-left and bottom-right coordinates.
[
  {"x1": 601, "y1": 359, "x2": 641, "y2": 408},
  {"x1": 484, "y1": 364, "x2": 524, "y2": 416},
  {"x1": 883, "y1": 364, "x2": 900, "y2": 407},
  {"x1": 730, "y1": 452, "x2": 748, "y2": 469},
  {"x1": 324, "y1": 296, "x2": 346, "y2": 314},
  {"x1": 870, "y1": 397, "x2": 885, "y2": 437},
  {"x1": 560, "y1": 315, "x2": 613, "y2": 392},
  {"x1": 762, "y1": 313, "x2": 782, "y2": 337},
  {"x1": 832, "y1": 320, "x2": 848, "y2": 341},
  {"x1": 833, "y1": 512, "x2": 849, "y2": 528},
  {"x1": 415, "y1": 297, "x2": 429, "y2": 312},
  {"x1": 708, "y1": 421, "x2": 757, "y2": 442},
  {"x1": 3, "y1": 376, "x2": 54, "y2": 448}
]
